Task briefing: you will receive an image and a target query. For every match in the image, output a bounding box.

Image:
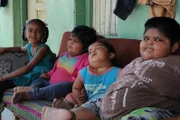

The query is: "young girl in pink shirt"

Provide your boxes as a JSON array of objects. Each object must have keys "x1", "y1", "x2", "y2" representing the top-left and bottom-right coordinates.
[{"x1": 12, "y1": 25, "x2": 97, "y2": 103}]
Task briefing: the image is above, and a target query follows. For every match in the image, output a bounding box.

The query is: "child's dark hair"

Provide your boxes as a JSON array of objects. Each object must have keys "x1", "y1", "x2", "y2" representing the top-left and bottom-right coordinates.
[
  {"x1": 71, "y1": 25, "x2": 97, "y2": 53},
  {"x1": 144, "y1": 17, "x2": 180, "y2": 46},
  {"x1": 96, "y1": 40, "x2": 116, "y2": 62},
  {"x1": 22, "y1": 19, "x2": 49, "y2": 43}
]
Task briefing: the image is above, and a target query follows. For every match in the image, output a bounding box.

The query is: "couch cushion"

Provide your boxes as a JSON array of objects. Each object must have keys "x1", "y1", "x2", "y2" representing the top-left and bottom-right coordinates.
[
  {"x1": 0, "y1": 51, "x2": 52, "y2": 119},
  {"x1": 3, "y1": 89, "x2": 52, "y2": 120},
  {"x1": 0, "y1": 52, "x2": 29, "y2": 77}
]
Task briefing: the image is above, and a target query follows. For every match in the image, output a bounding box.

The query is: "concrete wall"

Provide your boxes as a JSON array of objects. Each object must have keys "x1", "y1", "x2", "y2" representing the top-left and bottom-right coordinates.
[
  {"x1": 118, "y1": 1, "x2": 180, "y2": 40},
  {"x1": 0, "y1": 0, "x2": 180, "y2": 54},
  {"x1": 0, "y1": 0, "x2": 14, "y2": 46},
  {"x1": 0, "y1": 0, "x2": 22, "y2": 47},
  {"x1": 46, "y1": 0, "x2": 75, "y2": 54},
  {"x1": 0, "y1": 0, "x2": 76, "y2": 54}
]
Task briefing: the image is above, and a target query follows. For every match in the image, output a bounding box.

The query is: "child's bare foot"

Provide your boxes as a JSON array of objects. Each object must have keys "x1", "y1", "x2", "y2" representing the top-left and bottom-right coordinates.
[
  {"x1": 42, "y1": 106, "x2": 74, "y2": 120},
  {"x1": 52, "y1": 98, "x2": 74, "y2": 109},
  {"x1": 12, "y1": 92, "x2": 32, "y2": 104},
  {"x1": 13, "y1": 86, "x2": 32, "y2": 92}
]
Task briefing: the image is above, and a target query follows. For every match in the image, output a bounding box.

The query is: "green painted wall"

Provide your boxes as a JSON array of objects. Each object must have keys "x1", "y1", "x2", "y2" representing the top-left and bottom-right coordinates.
[
  {"x1": 118, "y1": 1, "x2": 180, "y2": 40},
  {"x1": 0, "y1": 0, "x2": 14, "y2": 46},
  {"x1": 0, "y1": 0, "x2": 180, "y2": 54},
  {"x1": 46, "y1": 0, "x2": 75, "y2": 54},
  {"x1": 175, "y1": 1, "x2": 180, "y2": 22},
  {"x1": 0, "y1": 0, "x2": 24, "y2": 47}
]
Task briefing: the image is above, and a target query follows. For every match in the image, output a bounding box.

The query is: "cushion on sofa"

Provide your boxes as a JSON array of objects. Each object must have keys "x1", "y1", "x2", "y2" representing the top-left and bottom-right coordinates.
[
  {"x1": 0, "y1": 51, "x2": 29, "y2": 77},
  {"x1": 0, "y1": 51, "x2": 53, "y2": 119},
  {"x1": 3, "y1": 89, "x2": 51, "y2": 120}
]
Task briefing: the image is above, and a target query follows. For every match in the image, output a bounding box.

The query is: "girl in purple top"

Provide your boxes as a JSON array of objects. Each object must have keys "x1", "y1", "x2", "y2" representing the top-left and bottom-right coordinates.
[{"x1": 12, "y1": 25, "x2": 97, "y2": 103}]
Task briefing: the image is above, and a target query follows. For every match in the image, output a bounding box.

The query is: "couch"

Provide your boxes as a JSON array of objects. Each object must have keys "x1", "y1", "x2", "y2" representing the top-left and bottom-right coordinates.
[{"x1": 1, "y1": 32, "x2": 180, "y2": 120}]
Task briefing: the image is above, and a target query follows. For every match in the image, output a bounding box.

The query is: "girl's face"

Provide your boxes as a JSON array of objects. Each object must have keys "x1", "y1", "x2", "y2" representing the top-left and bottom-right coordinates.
[
  {"x1": 140, "y1": 28, "x2": 173, "y2": 60},
  {"x1": 88, "y1": 42, "x2": 114, "y2": 67},
  {"x1": 25, "y1": 22, "x2": 45, "y2": 44},
  {"x1": 67, "y1": 34, "x2": 83, "y2": 57}
]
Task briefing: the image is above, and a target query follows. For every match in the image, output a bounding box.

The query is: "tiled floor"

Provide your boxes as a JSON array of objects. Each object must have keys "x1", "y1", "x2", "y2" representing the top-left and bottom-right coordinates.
[{"x1": 1, "y1": 108, "x2": 14, "y2": 120}]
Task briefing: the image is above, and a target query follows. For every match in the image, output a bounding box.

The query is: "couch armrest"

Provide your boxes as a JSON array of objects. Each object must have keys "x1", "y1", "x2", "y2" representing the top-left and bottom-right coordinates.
[{"x1": 0, "y1": 51, "x2": 29, "y2": 77}]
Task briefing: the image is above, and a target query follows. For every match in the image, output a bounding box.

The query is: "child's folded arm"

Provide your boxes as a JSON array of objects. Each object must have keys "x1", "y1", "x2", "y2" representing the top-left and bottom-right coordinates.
[{"x1": 72, "y1": 73, "x2": 85, "y2": 105}]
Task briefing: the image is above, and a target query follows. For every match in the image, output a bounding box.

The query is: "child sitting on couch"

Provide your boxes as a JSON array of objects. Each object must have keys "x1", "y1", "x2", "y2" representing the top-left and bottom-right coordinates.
[
  {"x1": 102, "y1": 17, "x2": 180, "y2": 120},
  {"x1": 43, "y1": 17, "x2": 180, "y2": 120},
  {"x1": 42, "y1": 40, "x2": 120, "y2": 120},
  {"x1": 0, "y1": 19, "x2": 56, "y2": 103},
  {"x1": 12, "y1": 25, "x2": 97, "y2": 103}
]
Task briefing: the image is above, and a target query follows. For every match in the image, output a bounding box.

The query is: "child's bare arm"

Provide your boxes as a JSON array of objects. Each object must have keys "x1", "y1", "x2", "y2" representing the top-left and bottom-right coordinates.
[
  {"x1": 72, "y1": 73, "x2": 85, "y2": 105},
  {"x1": 0, "y1": 46, "x2": 27, "y2": 54},
  {"x1": 0, "y1": 45, "x2": 49, "y2": 81},
  {"x1": 78, "y1": 88, "x2": 87, "y2": 104}
]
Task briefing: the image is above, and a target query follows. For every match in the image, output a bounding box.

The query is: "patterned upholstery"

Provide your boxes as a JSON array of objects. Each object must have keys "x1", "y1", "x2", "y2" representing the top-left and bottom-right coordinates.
[
  {"x1": 3, "y1": 89, "x2": 51, "y2": 120},
  {"x1": 0, "y1": 52, "x2": 29, "y2": 77},
  {"x1": 0, "y1": 51, "x2": 52, "y2": 120}
]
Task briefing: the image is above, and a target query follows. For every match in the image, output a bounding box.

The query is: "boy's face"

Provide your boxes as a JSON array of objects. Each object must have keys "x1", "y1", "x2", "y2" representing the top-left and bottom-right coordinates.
[{"x1": 140, "y1": 28, "x2": 172, "y2": 60}]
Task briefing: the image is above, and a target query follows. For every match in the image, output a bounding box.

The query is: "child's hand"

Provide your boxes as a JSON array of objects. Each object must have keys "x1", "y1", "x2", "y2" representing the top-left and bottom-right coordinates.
[
  {"x1": 72, "y1": 90, "x2": 82, "y2": 105},
  {"x1": 0, "y1": 76, "x2": 5, "y2": 82},
  {"x1": 78, "y1": 88, "x2": 87, "y2": 104},
  {"x1": 40, "y1": 70, "x2": 50, "y2": 80}
]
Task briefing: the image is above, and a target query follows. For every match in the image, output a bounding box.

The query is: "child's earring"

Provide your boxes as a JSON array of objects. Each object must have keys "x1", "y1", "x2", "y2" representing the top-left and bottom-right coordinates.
[{"x1": 109, "y1": 53, "x2": 115, "y2": 59}]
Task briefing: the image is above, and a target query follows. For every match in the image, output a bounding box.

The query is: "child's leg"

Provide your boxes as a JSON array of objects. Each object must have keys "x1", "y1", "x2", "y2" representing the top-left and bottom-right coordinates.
[
  {"x1": 72, "y1": 106, "x2": 99, "y2": 120},
  {"x1": 79, "y1": 98, "x2": 102, "y2": 120},
  {"x1": 52, "y1": 98, "x2": 74, "y2": 109},
  {"x1": 65, "y1": 93, "x2": 77, "y2": 105},
  {"x1": 42, "y1": 98, "x2": 102, "y2": 120},
  {"x1": 13, "y1": 82, "x2": 73, "y2": 104},
  {"x1": 42, "y1": 107, "x2": 73, "y2": 120},
  {"x1": 12, "y1": 85, "x2": 54, "y2": 104},
  {"x1": 13, "y1": 78, "x2": 49, "y2": 92},
  {"x1": 52, "y1": 93, "x2": 80, "y2": 109},
  {"x1": 12, "y1": 91, "x2": 32, "y2": 104},
  {"x1": 45, "y1": 82, "x2": 73, "y2": 100},
  {"x1": 13, "y1": 86, "x2": 32, "y2": 92},
  {"x1": 12, "y1": 78, "x2": 50, "y2": 104},
  {"x1": 42, "y1": 106, "x2": 98, "y2": 120}
]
